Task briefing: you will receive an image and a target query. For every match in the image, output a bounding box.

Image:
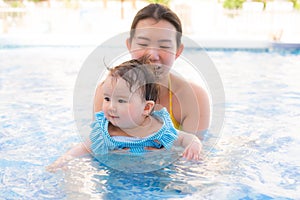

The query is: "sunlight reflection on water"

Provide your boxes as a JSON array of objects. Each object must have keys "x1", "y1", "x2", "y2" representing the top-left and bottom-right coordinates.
[{"x1": 0, "y1": 46, "x2": 299, "y2": 199}]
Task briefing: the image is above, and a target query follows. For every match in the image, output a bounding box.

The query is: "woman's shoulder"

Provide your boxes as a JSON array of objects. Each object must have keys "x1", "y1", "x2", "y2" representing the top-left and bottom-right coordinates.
[{"x1": 170, "y1": 73, "x2": 207, "y2": 97}]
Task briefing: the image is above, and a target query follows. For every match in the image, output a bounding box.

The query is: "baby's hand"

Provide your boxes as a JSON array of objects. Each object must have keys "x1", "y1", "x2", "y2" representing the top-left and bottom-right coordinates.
[
  {"x1": 46, "y1": 155, "x2": 73, "y2": 173},
  {"x1": 182, "y1": 137, "x2": 202, "y2": 161}
]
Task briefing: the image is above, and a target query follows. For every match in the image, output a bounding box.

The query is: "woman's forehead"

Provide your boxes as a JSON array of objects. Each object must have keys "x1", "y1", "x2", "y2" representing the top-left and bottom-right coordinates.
[{"x1": 135, "y1": 19, "x2": 177, "y2": 36}]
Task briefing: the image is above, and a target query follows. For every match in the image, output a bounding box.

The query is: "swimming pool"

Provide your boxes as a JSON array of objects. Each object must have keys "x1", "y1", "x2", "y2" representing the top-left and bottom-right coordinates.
[{"x1": 0, "y1": 41, "x2": 299, "y2": 199}]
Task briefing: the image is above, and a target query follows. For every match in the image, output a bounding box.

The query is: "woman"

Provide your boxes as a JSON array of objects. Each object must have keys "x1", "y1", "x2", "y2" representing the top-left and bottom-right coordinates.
[{"x1": 94, "y1": 3, "x2": 210, "y2": 137}]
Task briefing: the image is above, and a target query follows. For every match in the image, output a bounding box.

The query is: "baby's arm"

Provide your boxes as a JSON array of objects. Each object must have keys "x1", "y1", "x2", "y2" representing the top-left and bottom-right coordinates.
[
  {"x1": 174, "y1": 131, "x2": 202, "y2": 160},
  {"x1": 46, "y1": 139, "x2": 92, "y2": 172}
]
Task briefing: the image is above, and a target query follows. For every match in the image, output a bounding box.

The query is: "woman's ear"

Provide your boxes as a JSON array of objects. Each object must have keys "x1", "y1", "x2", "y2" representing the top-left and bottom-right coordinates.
[
  {"x1": 126, "y1": 38, "x2": 131, "y2": 51},
  {"x1": 143, "y1": 101, "x2": 155, "y2": 116},
  {"x1": 175, "y1": 44, "x2": 184, "y2": 59}
]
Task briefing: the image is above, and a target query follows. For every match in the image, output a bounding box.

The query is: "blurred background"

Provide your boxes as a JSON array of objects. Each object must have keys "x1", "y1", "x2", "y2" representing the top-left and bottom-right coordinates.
[{"x1": 1, "y1": 0, "x2": 300, "y2": 45}]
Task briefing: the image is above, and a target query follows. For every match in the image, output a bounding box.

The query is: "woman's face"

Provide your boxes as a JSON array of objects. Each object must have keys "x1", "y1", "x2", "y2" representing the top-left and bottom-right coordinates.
[{"x1": 127, "y1": 18, "x2": 183, "y2": 79}]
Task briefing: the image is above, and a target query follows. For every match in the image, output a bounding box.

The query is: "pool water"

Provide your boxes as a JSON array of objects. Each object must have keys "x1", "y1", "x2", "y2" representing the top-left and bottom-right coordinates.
[{"x1": 0, "y1": 44, "x2": 299, "y2": 199}]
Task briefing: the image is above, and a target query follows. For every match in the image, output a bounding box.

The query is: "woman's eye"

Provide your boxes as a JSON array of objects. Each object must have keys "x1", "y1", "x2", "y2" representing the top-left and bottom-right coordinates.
[
  {"x1": 137, "y1": 43, "x2": 148, "y2": 47},
  {"x1": 104, "y1": 97, "x2": 110, "y2": 102},
  {"x1": 160, "y1": 46, "x2": 171, "y2": 49}
]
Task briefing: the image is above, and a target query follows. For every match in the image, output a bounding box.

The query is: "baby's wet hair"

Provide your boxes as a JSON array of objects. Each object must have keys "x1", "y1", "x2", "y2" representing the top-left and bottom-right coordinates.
[{"x1": 108, "y1": 55, "x2": 160, "y2": 102}]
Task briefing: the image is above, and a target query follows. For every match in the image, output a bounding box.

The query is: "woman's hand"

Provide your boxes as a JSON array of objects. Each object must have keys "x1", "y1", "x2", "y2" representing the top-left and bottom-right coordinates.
[{"x1": 182, "y1": 137, "x2": 202, "y2": 161}]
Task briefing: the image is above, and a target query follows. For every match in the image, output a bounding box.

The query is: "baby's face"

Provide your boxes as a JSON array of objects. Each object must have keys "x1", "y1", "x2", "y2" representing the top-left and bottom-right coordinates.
[{"x1": 102, "y1": 76, "x2": 147, "y2": 129}]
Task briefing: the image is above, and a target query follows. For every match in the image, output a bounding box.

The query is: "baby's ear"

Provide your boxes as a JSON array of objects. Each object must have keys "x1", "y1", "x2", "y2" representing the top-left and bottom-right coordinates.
[{"x1": 143, "y1": 101, "x2": 155, "y2": 116}]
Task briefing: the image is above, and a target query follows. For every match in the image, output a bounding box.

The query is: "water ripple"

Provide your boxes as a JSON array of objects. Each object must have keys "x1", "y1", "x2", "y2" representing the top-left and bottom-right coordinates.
[{"x1": 0, "y1": 48, "x2": 299, "y2": 199}]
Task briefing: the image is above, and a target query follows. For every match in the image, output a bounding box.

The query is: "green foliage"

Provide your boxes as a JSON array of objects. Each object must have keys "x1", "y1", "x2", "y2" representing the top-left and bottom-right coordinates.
[
  {"x1": 4, "y1": 0, "x2": 25, "y2": 8},
  {"x1": 223, "y1": 0, "x2": 245, "y2": 9},
  {"x1": 289, "y1": 0, "x2": 300, "y2": 9},
  {"x1": 147, "y1": 0, "x2": 171, "y2": 6}
]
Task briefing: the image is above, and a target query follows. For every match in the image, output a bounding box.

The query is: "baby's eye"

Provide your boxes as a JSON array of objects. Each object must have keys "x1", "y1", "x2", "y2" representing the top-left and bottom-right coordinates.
[
  {"x1": 104, "y1": 97, "x2": 110, "y2": 102},
  {"x1": 118, "y1": 99, "x2": 127, "y2": 103}
]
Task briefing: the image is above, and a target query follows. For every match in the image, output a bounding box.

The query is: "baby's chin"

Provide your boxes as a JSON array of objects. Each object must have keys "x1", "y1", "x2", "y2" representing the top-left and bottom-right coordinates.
[
  {"x1": 108, "y1": 118, "x2": 120, "y2": 127},
  {"x1": 110, "y1": 121, "x2": 138, "y2": 130}
]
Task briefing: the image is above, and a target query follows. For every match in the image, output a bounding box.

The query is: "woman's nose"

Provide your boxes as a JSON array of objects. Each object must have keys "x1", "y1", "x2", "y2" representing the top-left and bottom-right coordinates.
[{"x1": 146, "y1": 48, "x2": 159, "y2": 62}]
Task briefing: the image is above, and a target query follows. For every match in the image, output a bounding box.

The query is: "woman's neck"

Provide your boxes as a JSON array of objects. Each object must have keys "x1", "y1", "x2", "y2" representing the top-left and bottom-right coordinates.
[
  {"x1": 158, "y1": 74, "x2": 169, "y2": 88},
  {"x1": 155, "y1": 74, "x2": 171, "y2": 109}
]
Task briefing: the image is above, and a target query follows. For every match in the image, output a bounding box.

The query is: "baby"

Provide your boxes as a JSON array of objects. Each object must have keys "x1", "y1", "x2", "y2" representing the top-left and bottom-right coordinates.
[{"x1": 47, "y1": 56, "x2": 201, "y2": 172}]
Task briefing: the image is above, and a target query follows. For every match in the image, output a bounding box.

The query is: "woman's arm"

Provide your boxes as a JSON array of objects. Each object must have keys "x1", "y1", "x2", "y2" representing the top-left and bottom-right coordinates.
[
  {"x1": 46, "y1": 139, "x2": 92, "y2": 172},
  {"x1": 174, "y1": 130, "x2": 202, "y2": 161},
  {"x1": 181, "y1": 83, "x2": 210, "y2": 136}
]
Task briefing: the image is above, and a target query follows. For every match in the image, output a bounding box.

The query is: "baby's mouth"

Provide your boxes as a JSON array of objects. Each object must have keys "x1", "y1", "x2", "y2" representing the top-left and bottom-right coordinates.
[{"x1": 109, "y1": 115, "x2": 119, "y2": 119}]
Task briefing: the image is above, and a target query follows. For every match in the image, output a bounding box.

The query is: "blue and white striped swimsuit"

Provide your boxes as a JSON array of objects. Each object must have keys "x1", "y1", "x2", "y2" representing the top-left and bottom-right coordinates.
[{"x1": 90, "y1": 108, "x2": 178, "y2": 154}]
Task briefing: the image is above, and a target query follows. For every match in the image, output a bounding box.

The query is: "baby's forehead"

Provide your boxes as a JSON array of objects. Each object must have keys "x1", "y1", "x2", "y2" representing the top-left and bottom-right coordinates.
[{"x1": 104, "y1": 75, "x2": 142, "y2": 93}]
